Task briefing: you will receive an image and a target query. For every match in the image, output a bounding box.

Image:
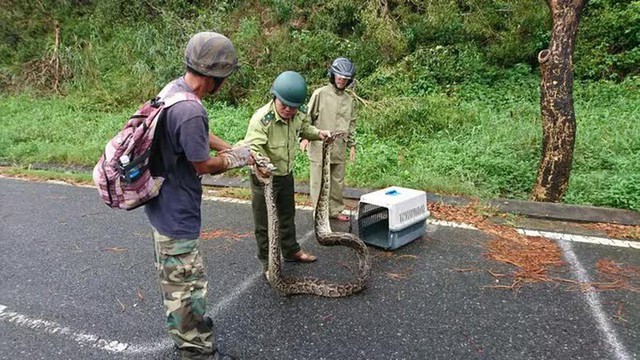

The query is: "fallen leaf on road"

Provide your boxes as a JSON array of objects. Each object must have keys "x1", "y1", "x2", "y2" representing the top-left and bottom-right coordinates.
[
  {"x1": 582, "y1": 223, "x2": 640, "y2": 240},
  {"x1": 430, "y1": 201, "x2": 566, "y2": 289},
  {"x1": 200, "y1": 229, "x2": 252, "y2": 241},
  {"x1": 595, "y1": 259, "x2": 640, "y2": 292},
  {"x1": 116, "y1": 298, "x2": 126, "y2": 312}
]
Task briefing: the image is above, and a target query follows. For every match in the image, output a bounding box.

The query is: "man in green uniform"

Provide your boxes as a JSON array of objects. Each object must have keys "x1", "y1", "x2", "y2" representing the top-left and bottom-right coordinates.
[
  {"x1": 300, "y1": 57, "x2": 357, "y2": 222},
  {"x1": 244, "y1": 71, "x2": 331, "y2": 275}
]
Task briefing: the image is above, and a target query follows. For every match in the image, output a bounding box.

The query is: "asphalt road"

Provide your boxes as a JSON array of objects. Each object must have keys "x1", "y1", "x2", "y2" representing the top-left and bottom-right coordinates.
[{"x1": 0, "y1": 177, "x2": 638, "y2": 360}]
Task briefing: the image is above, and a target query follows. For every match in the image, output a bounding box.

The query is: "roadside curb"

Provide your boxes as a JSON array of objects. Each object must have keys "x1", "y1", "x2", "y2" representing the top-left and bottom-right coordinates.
[
  {"x1": 2, "y1": 162, "x2": 637, "y2": 226},
  {"x1": 202, "y1": 174, "x2": 640, "y2": 226}
]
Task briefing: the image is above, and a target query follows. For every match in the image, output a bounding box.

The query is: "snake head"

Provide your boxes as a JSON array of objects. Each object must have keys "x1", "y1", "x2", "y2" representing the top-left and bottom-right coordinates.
[
  {"x1": 251, "y1": 152, "x2": 276, "y2": 184},
  {"x1": 323, "y1": 130, "x2": 347, "y2": 145}
]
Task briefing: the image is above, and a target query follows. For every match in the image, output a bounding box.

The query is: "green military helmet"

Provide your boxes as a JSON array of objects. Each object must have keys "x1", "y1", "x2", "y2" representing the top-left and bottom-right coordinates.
[
  {"x1": 184, "y1": 32, "x2": 239, "y2": 78},
  {"x1": 270, "y1": 71, "x2": 308, "y2": 108}
]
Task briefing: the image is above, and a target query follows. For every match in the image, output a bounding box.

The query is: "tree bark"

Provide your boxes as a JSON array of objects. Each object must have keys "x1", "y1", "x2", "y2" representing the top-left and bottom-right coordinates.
[
  {"x1": 531, "y1": 0, "x2": 586, "y2": 202},
  {"x1": 53, "y1": 21, "x2": 60, "y2": 93}
]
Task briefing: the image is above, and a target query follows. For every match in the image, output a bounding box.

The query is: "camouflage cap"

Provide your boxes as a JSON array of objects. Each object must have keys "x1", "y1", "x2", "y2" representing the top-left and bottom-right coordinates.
[{"x1": 184, "y1": 32, "x2": 239, "y2": 78}]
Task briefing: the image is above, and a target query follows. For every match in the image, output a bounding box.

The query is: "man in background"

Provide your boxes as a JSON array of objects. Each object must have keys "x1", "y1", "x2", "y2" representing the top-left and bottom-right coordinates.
[{"x1": 301, "y1": 57, "x2": 357, "y2": 222}]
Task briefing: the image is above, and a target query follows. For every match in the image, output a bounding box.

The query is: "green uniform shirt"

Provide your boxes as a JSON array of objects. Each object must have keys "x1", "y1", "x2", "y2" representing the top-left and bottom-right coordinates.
[
  {"x1": 244, "y1": 100, "x2": 322, "y2": 176},
  {"x1": 307, "y1": 84, "x2": 356, "y2": 163}
]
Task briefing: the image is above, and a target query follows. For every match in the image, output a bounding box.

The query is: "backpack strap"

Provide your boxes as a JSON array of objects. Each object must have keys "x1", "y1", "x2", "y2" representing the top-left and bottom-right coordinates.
[
  {"x1": 162, "y1": 92, "x2": 201, "y2": 108},
  {"x1": 147, "y1": 91, "x2": 202, "y2": 181}
]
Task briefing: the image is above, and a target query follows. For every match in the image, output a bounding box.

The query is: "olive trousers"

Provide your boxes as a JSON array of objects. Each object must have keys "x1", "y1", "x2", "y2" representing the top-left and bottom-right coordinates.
[
  {"x1": 309, "y1": 159, "x2": 346, "y2": 217},
  {"x1": 250, "y1": 172, "x2": 301, "y2": 269}
]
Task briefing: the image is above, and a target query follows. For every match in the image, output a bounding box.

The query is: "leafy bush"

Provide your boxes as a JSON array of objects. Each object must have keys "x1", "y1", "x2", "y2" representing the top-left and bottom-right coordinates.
[
  {"x1": 399, "y1": 1, "x2": 467, "y2": 51},
  {"x1": 406, "y1": 45, "x2": 488, "y2": 90},
  {"x1": 463, "y1": 0, "x2": 549, "y2": 68},
  {"x1": 576, "y1": 0, "x2": 640, "y2": 80},
  {"x1": 359, "y1": 94, "x2": 476, "y2": 145},
  {"x1": 306, "y1": 0, "x2": 360, "y2": 36}
]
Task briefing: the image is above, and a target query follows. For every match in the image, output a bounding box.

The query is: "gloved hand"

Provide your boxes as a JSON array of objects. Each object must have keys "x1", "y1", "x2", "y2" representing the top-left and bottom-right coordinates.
[{"x1": 218, "y1": 143, "x2": 251, "y2": 170}]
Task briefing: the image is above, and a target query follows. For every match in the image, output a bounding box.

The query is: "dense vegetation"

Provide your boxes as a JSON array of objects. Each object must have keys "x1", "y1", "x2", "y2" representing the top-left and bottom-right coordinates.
[{"x1": 1, "y1": 0, "x2": 638, "y2": 210}]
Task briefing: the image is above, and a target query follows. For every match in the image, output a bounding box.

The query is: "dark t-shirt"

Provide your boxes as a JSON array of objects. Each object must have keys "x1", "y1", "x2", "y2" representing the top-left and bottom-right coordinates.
[{"x1": 144, "y1": 77, "x2": 210, "y2": 239}]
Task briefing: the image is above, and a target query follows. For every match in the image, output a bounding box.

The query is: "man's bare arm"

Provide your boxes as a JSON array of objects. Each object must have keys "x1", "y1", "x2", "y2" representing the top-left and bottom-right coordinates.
[
  {"x1": 191, "y1": 156, "x2": 228, "y2": 175},
  {"x1": 209, "y1": 133, "x2": 231, "y2": 151}
]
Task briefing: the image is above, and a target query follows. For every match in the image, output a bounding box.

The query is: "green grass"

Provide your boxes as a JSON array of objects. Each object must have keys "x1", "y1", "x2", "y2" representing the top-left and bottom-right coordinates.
[
  {"x1": 0, "y1": 167, "x2": 93, "y2": 184},
  {"x1": 0, "y1": 94, "x2": 136, "y2": 165},
  {"x1": 1, "y1": 76, "x2": 638, "y2": 211}
]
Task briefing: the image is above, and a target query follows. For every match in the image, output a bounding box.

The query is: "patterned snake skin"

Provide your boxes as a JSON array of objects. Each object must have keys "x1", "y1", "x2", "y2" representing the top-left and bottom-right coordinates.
[{"x1": 255, "y1": 132, "x2": 371, "y2": 297}]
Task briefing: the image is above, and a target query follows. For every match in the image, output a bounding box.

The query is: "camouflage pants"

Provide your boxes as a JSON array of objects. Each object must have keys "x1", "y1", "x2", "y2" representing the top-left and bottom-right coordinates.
[{"x1": 151, "y1": 227, "x2": 214, "y2": 356}]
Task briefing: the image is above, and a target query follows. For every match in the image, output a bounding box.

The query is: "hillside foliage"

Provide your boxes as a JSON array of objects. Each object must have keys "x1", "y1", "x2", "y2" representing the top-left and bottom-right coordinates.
[
  {"x1": 1, "y1": 0, "x2": 638, "y2": 101},
  {"x1": 1, "y1": 0, "x2": 639, "y2": 210}
]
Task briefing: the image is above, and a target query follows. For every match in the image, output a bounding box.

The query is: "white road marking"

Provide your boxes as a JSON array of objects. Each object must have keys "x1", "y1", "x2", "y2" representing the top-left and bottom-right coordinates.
[
  {"x1": 2, "y1": 191, "x2": 637, "y2": 357},
  {"x1": 123, "y1": 339, "x2": 172, "y2": 355},
  {"x1": 0, "y1": 304, "x2": 129, "y2": 353},
  {"x1": 122, "y1": 230, "x2": 317, "y2": 356},
  {"x1": 203, "y1": 195, "x2": 251, "y2": 205},
  {"x1": 426, "y1": 218, "x2": 478, "y2": 230},
  {"x1": 518, "y1": 229, "x2": 640, "y2": 249},
  {"x1": 203, "y1": 194, "x2": 315, "y2": 211},
  {"x1": 208, "y1": 228, "x2": 315, "y2": 320},
  {"x1": 557, "y1": 241, "x2": 634, "y2": 360},
  {"x1": 206, "y1": 195, "x2": 639, "y2": 249},
  {"x1": 0, "y1": 190, "x2": 315, "y2": 357},
  {"x1": 5, "y1": 177, "x2": 639, "y2": 249}
]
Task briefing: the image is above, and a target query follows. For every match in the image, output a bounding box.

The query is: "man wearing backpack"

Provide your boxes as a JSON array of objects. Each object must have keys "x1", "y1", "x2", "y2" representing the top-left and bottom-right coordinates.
[{"x1": 144, "y1": 32, "x2": 249, "y2": 360}]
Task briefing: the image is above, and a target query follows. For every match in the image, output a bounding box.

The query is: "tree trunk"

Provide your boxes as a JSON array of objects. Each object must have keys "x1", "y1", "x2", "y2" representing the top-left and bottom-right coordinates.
[{"x1": 531, "y1": 0, "x2": 586, "y2": 202}]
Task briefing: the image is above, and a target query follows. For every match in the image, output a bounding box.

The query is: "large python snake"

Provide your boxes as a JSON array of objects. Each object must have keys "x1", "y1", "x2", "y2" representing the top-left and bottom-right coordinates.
[{"x1": 254, "y1": 132, "x2": 371, "y2": 297}]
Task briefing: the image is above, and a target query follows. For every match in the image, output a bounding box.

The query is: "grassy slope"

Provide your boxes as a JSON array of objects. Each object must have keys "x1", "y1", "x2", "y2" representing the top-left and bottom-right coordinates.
[{"x1": 1, "y1": 76, "x2": 638, "y2": 211}]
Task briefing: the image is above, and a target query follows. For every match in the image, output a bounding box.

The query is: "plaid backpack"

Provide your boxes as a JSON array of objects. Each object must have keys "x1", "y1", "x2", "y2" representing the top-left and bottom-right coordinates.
[{"x1": 92, "y1": 91, "x2": 200, "y2": 210}]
